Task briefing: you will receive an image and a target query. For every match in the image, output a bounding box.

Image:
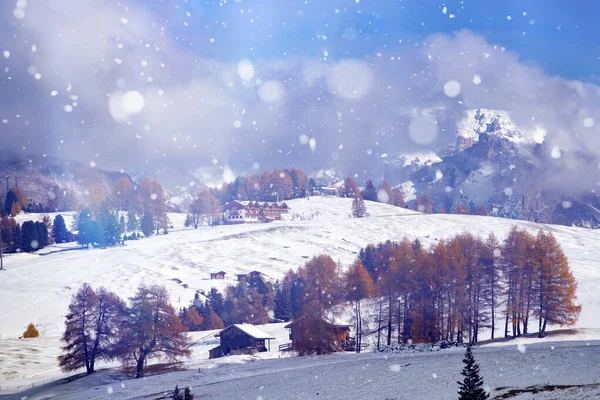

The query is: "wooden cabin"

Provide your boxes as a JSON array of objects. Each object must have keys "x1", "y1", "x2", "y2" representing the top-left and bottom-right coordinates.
[
  {"x1": 210, "y1": 271, "x2": 227, "y2": 280},
  {"x1": 236, "y1": 270, "x2": 267, "y2": 281},
  {"x1": 284, "y1": 317, "x2": 352, "y2": 351},
  {"x1": 209, "y1": 324, "x2": 275, "y2": 359}
]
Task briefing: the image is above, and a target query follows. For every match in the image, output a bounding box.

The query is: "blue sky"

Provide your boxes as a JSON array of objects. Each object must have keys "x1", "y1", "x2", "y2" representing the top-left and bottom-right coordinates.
[{"x1": 174, "y1": 0, "x2": 600, "y2": 82}]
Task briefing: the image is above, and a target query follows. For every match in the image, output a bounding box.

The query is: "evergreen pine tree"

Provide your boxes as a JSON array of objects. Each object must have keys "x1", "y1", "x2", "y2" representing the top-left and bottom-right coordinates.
[
  {"x1": 184, "y1": 387, "x2": 194, "y2": 400},
  {"x1": 363, "y1": 179, "x2": 378, "y2": 201},
  {"x1": 171, "y1": 385, "x2": 184, "y2": 400},
  {"x1": 35, "y1": 221, "x2": 49, "y2": 248},
  {"x1": 4, "y1": 190, "x2": 18, "y2": 216},
  {"x1": 207, "y1": 287, "x2": 226, "y2": 318},
  {"x1": 141, "y1": 211, "x2": 154, "y2": 237},
  {"x1": 457, "y1": 346, "x2": 489, "y2": 400},
  {"x1": 273, "y1": 280, "x2": 292, "y2": 321},
  {"x1": 52, "y1": 215, "x2": 69, "y2": 243},
  {"x1": 20, "y1": 221, "x2": 36, "y2": 252},
  {"x1": 77, "y1": 208, "x2": 93, "y2": 248},
  {"x1": 126, "y1": 210, "x2": 138, "y2": 232},
  {"x1": 96, "y1": 205, "x2": 119, "y2": 246},
  {"x1": 184, "y1": 213, "x2": 193, "y2": 228}
]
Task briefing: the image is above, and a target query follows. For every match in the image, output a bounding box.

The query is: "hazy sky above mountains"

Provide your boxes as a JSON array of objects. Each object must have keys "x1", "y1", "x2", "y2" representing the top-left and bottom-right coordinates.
[{"x1": 1, "y1": 0, "x2": 600, "y2": 186}]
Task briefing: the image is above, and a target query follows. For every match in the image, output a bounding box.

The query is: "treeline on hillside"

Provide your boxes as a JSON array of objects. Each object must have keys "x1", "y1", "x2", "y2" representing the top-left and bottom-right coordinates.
[
  {"x1": 74, "y1": 178, "x2": 170, "y2": 245},
  {"x1": 270, "y1": 227, "x2": 579, "y2": 352},
  {"x1": 57, "y1": 283, "x2": 189, "y2": 379},
  {"x1": 0, "y1": 215, "x2": 60, "y2": 253},
  {"x1": 179, "y1": 274, "x2": 275, "y2": 331},
  {"x1": 0, "y1": 177, "x2": 170, "y2": 253},
  {"x1": 215, "y1": 168, "x2": 310, "y2": 204}
]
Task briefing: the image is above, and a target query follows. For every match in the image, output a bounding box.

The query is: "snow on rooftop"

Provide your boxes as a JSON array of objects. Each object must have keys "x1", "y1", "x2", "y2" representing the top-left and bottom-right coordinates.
[{"x1": 224, "y1": 324, "x2": 275, "y2": 340}]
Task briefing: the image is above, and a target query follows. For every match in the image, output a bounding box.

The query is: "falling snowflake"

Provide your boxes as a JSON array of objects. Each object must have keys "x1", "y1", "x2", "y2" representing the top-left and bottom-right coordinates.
[
  {"x1": 389, "y1": 364, "x2": 401, "y2": 372},
  {"x1": 237, "y1": 59, "x2": 255, "y2": 81},
  {"x1": 443, "y1": 80, "x2": 461, "y2": 98}
]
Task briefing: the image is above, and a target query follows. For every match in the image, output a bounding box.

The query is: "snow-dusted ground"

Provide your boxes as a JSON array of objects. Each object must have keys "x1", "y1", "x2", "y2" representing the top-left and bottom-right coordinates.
[
  {"x1": 8, "y1": 339, "x2": 600, "y2": 400},
  {"x1": 1, "y1": 196, "x2": 600, "y2": 395}
]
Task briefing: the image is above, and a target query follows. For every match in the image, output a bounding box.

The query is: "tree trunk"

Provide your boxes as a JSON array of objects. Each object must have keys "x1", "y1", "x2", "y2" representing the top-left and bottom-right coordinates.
[
  {"x1": 491, "y1": 276, "x2": 495, "y2": 340},
  {"x1": 540, "y1": 317, "x2": 547, "y2": 338},
  {"x1": 387, "y1": 294, "x2": 392, "y2": 346},
  {"x1": 376, "y1": 299, "x2": 382, "y2": 351},
  {"x1": 136, "y1": 354, "x2": 146, "y2": 378}
]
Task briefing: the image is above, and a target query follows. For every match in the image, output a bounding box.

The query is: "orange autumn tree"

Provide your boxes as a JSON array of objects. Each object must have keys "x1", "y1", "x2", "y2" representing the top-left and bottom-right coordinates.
[
  {"x1": 415, "y1": 194, "x2": 434, "y2": 214},
  {"x1": 534, "y1": 231, "x2": 581, "y2": 337},
  {"x1": 23, "y1": 323, "x2": 39, "y2": 338},
  {"x1": 136, "y1": 179, "x2": 168, "y2": 234},
  {"x1": 88, "y1": 184, "x2": 107, "y2": 214},
  {"x1": 12, "y1": 187, "x2": 26, "y2": 209},
  {"x1": 344, "y1": 260, "x2": 375, "y2": 352},
  {"x1": 113, "y1": 177, "x2": 135, "y2": 211}
]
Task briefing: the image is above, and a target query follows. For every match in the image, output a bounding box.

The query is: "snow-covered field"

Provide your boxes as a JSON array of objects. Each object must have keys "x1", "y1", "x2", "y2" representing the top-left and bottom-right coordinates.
[
  {"x1": 1, "y1": 196, "x2": 600, "y2": 396},
  {"x1": 7, "y1": 339, "x2": 600, "y2": 399}
]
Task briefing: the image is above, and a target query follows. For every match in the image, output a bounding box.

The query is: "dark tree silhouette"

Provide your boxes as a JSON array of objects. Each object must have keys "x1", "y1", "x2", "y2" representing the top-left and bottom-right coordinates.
[
  {"x1": 363, "y1": 179, "x2": 378, "y2": 202},
  {"x1": 457, "y1": 346, "x2": 489, "y2": 400},
  {"x1": 141, "y1": 211, "x2": 154, "y2": 237},
  {"x1": 52, "y1": 214, "x2": 69, "y2": 243}
]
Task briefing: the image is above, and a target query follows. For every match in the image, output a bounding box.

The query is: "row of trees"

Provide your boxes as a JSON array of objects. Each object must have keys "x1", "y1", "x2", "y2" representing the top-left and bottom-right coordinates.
[
  {"x1": 272, "y1": 227, "x2": 580, "y2": 351},
  {"x1": 216, "y1": 168, "x2": 309, "y2": 204},
  {"x1": 342, "y1": 177, "x2": 406, "y2": 208},
  {"x1": 75, "y1": 206, "x2": 124, "y2": 248},
  {"x1": 179, "y1": 274, "x2": 276, "y2": 332},
  {"x1": 58, "y1": 284, "x2": 190, "y2": 378},
  {"x1": 0, "y1": 215, "x2": 54, "y2": 253},
  {"x1": 340, "y1": 176, "x2": 490, "y2": 216}
]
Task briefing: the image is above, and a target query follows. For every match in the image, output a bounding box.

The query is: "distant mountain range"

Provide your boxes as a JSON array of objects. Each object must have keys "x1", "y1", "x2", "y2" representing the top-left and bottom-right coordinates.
[{"x1": 384, "y1": 109, "x2": 600, "y2": 227}]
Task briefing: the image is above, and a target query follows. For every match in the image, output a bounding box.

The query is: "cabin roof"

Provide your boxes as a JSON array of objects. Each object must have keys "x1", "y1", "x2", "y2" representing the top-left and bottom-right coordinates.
[
  {"x1": 210, "y1": 271, "x2": 227, "y2": 275},
  {"x1": 218, "y1": 324, "x2": 275, "y2": 340},
  {"x1": 224, "y1": 200, "x2": 291, "y2": 210},
  {"x1": 284, "y1": 317, "x2": 351, "y2": 329}
]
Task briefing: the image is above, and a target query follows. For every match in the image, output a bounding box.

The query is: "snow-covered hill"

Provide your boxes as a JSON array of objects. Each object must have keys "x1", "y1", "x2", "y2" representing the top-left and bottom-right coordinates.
[{"x1": 1, "y1": 197, "x2": 600, "y2": 391}]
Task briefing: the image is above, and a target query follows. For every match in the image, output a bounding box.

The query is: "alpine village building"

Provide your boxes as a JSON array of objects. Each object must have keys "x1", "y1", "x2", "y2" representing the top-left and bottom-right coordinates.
[
  {"x1": 222, "y1": 200, "x2": 290, "y2": 224},
  {"x1": 209, "y1": 324, "x2": 275, "y2": 359}
]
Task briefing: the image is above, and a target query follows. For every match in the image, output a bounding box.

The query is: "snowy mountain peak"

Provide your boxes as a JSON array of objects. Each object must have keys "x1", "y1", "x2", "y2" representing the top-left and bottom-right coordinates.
[{"x1": 456, "y1": 109, "x2": 527, "y2": 150}]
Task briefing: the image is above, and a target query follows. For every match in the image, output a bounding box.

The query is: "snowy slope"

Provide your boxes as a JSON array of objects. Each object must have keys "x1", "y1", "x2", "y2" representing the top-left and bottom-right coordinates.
[
  {"x1": 1, "y1": 197, "x2": 600, "y2": 391},
  {"x1": 9, "y1": 339, "x2": 600, "y2": 400}
]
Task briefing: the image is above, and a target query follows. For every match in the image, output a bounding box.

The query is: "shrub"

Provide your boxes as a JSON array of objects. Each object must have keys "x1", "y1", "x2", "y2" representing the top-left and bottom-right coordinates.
[{"x1": 23, "y1": 323, "x2": 39, "y2": 338}]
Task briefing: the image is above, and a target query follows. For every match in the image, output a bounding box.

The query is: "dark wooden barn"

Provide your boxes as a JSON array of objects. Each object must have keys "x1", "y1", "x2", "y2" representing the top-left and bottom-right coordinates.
[
  {"x1": 284, "y1": 317, "x2": 353, "y2": 351},
  {"x1": 209, "y1": 324, "x2": 275, "y2": 359},
  {"x1": 210, "y1": 271, "x2": 227, "y2": 280}
]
